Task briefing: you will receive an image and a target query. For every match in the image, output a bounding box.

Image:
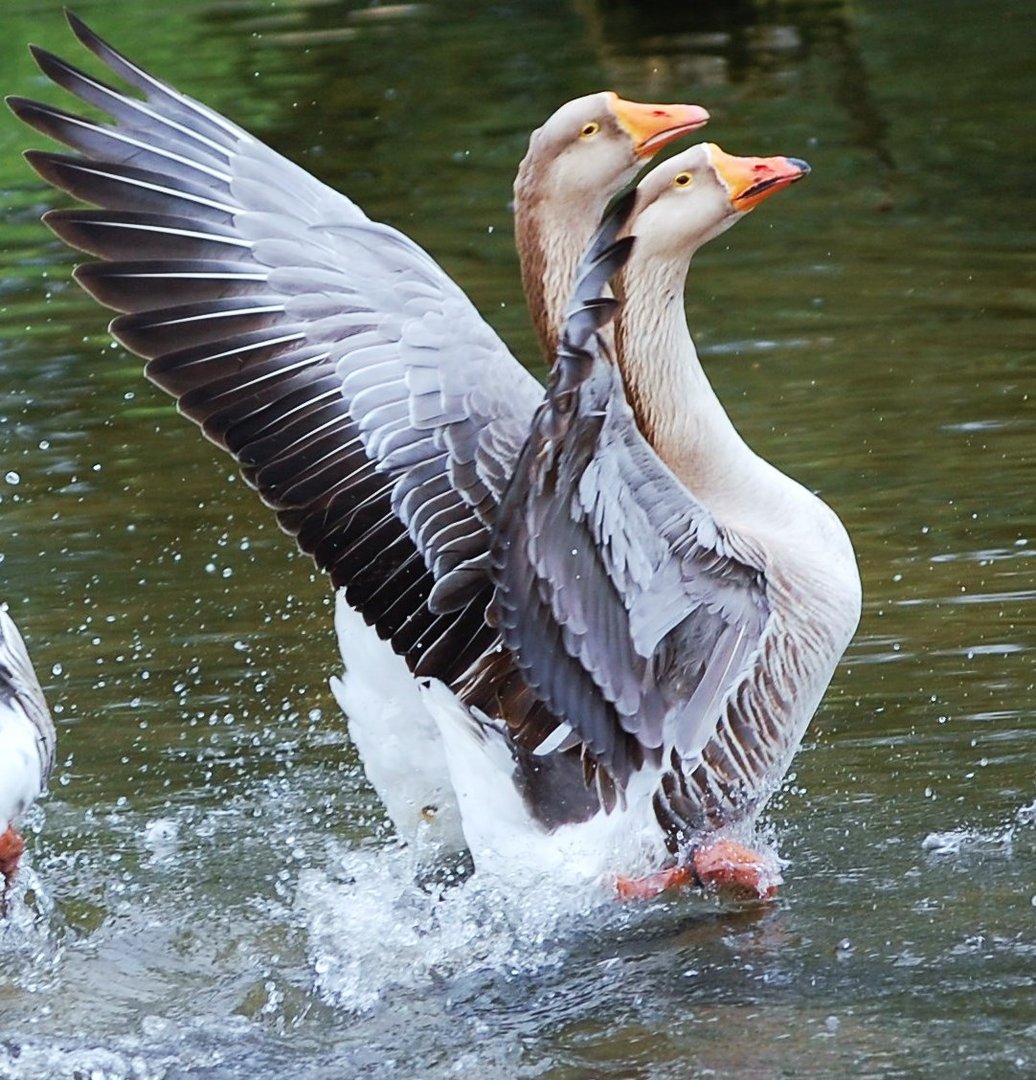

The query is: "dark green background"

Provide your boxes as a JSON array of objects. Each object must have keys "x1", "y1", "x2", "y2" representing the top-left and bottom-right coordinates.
[{"x1": 0, "y1": 1, "x2": 1032, "y2": 1075}]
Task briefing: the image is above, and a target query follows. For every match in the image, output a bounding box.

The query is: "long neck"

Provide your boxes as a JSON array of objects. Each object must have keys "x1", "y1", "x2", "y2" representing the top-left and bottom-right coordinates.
[
  {"x1": 514, "y1": 164, "x2": 590, "y2": 362},
  {"x1": 615, "y1": 255, "x2": 754, "y2": 499}
]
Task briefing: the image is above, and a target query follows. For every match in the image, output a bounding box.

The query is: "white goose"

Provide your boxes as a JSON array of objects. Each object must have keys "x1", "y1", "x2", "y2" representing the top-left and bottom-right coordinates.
[
  {"x1": 9, "y1": 13, "x2": 709, "y2": 861},
  {"x1": 0, "y1": 607, "x2": 56, "y2": 897},
  {"x1": 428, "y1": 146, "x2": 861, "y2": 897}
]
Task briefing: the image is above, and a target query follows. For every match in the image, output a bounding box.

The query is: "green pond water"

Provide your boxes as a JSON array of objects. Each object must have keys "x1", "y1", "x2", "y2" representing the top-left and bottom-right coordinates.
[{"x1": 0, "y1": 0, "x2": 1032, "y2": 1076}]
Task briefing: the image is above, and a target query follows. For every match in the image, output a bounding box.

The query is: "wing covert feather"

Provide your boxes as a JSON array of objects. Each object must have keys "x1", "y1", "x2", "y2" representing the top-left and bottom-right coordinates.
[{"x1": 490, "y1": 209, "x2": 772, "y2": 780}]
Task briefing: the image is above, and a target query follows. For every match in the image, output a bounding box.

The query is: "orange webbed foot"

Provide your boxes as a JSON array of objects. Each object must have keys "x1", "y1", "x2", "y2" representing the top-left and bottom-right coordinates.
[
  {"x1": 615, "y1": 864, "x2": 694, "y2": 901},
  {"x1": 615, "y1": 839, "x2": 782, "y2": 903},
  {"x1": 0, "y1": 825, "x2": 26, "y2": 894},
  {"x1": 691, "y1": 838, "x2": 781, "y2": 901}
]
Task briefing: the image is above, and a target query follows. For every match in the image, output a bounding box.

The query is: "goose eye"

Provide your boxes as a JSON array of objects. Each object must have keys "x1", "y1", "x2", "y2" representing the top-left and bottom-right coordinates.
[
  {"x1": 673, "y1": 172, "x2": 693, "y2": 188},
  {"x1": 580, "y1": 121, "x2": 601, "y2": 139}
]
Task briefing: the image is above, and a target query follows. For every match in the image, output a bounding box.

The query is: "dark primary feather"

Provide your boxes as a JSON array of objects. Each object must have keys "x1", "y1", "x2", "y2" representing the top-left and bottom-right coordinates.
[{"x1": 490, "y1": 199, "x2": 772, "y2": 784}]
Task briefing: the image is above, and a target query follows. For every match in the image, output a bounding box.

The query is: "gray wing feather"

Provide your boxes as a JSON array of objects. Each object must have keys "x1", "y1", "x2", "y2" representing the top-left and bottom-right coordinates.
[{"x1": 491, "y1": 203, "x2": 772, "y2": 781}]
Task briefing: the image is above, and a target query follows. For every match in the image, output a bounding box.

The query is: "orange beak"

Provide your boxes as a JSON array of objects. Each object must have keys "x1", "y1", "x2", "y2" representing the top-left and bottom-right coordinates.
[
  {"x1": 610, "y1": 94, "x2": 710, "y2": 159},
  {"x1": 708, "y1": 144, "x2": 811, "y2": 211}
]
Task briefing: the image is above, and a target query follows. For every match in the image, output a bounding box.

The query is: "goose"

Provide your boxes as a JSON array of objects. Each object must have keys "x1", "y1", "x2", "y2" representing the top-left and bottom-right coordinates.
[
  {"x1": 0, "y1": 607, "x2": 56, "y2": 898},
  {"x1": 8, "y1": 13, "x2": 709, "y2": 861},
  {"x1": 430, "y1": 144, "x2": 861, "y2": 897}
]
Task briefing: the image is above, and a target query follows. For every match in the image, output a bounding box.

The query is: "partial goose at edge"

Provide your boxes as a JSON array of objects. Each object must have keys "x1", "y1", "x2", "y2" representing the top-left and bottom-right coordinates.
[{"x1": 0, "y1": 606, "x2": 56, "y2": 899}]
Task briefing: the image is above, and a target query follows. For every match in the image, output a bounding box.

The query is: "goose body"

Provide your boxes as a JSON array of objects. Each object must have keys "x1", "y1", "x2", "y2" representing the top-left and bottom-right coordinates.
[
  {"x1": 440, "y1": 146, "x2": 862, "y2": 892},
  {"x1": 10, "y1": 14, "x2": 711, "y2": 862},
  {"x1": 0, "y1": 607, "x2": 56, "y2": 890},
  {"x1": 609, "y1": 147, "x2": 862, "y2": 845}
]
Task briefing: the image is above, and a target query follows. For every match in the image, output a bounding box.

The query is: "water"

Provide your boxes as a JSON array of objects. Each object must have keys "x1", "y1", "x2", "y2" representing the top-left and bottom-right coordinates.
[{"x1": 0, "y1": 0, "x2": 1033, "y2": 1075}]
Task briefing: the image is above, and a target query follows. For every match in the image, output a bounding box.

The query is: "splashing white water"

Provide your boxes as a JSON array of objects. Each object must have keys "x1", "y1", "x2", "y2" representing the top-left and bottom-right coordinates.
[
  {"x1": 922, "y1": 799, "x2": 1035, "y2": 857},
  {"x1": 0, "y1": 860, "x2": 63, "y2": 994},
  {"x1": 297, "y1": 842, "x2": 616, "y2": 1013}
]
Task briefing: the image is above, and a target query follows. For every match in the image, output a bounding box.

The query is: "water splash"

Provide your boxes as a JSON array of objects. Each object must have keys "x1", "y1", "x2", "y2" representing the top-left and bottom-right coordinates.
[
  {"x1": 0, "y1": 1014, "x2": 259, "y2": 1080},
  {"x1": 922, "y1": 799, "x2": 1035, "y2": 857},
  {"x1": 0, "y1": 862, "x2": 63, "y2": 994},
  {"x1": 296, "y1": 842, "x2": 617, "y2": 1013}
]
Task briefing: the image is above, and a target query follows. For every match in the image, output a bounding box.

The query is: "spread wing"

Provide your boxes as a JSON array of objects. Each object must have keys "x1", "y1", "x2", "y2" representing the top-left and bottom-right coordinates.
[
  {"x1": 9, "y1": 12, "x2": 541, "y2": 684},
  {"x1": 490, "y1": 200, "x2": 772, "y2": 783}
]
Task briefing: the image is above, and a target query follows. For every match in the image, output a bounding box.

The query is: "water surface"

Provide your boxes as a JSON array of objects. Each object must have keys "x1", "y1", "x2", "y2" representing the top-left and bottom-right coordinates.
[{"x1": 0, "y1": 1, "x2": 1033, "y2": 1076}]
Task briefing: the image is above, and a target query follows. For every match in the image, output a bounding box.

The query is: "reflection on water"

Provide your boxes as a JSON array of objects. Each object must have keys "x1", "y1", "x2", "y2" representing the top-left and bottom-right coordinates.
[
  {"x1": 0, "y1": 0, "x2": 1033, "y2": 1076},
  {"x1": 587, "y1": 0, "x2": 896, "y2": 169}
]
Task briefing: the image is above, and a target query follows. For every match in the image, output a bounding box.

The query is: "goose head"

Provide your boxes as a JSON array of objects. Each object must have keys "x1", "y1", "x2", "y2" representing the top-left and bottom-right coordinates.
[
  {"x1": 515, "y1": 93, "x2": 709, "y2": 356},
  {"x1": 518, "y1": 92, "x2": 710, "y2": 209},
  {"x1": 624, "y1": 142, "x2": 810, "y2": 260}
]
